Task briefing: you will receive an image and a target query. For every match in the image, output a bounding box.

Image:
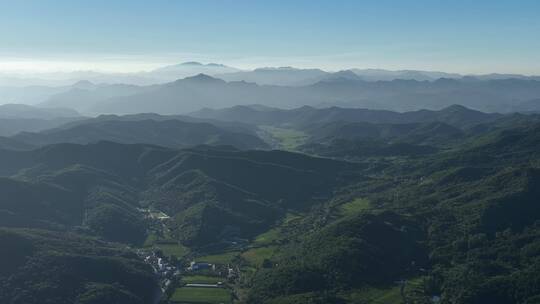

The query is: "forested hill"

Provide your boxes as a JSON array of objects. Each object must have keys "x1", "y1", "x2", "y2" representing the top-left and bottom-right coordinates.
[
  {"x1": 12, "y1": 117, "x2": 268, "y2": 150},
  {"x1": 245, "y1": 120, "x2": 540, "y2": 304},
  {"x1": 0, "y1": 142, "x2": 360, "y2": 245},
  {"x1": 1, "y1": 109, "x2": 540, "y2": 303},
  {"x1": 0, "y1": 228, "x2": 157, "y2": 304},
  {"x1": 189, "y1": 104, "x2": 502, "y2": 128},
  {"x1": 0, "y1": 141, "x2": 361, "y2": 302}
]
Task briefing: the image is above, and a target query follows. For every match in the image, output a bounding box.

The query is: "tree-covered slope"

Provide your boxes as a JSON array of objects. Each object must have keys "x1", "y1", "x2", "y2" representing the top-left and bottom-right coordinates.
[
  {"x1": 2, "y1": 117, "x2": 540, "y2": 304},
  {"x1": 143, "y1": 146, "x2": 362, "y2": 245},
  {"x1": 244, "y1": 121, "x2": 540, "y2": 304},
  {"x1": 0, "y1": 228, "x2": 158, "y2": 304},
  {"x1": 190, "y1": 104, "x2": 501, "y2": 128},
  {"x1": 0, "y1": 142, "x2": 359, "y2": 248},
  {"x1": 13, "y1": 118, "x2": 268, "y2": 150}
]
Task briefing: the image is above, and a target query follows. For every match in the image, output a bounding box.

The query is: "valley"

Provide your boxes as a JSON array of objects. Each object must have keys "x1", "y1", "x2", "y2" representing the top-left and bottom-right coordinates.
[
  {"x1": 2, "y1": 102, "x2": 540, "y2": 303},
  {"x1": 3, "y1": 1, "x2": 540, "y2": 303}
]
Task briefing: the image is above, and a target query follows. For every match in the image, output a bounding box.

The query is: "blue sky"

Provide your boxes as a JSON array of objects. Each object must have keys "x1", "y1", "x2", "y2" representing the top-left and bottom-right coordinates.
[{"x1": 0, "y1": 0, "x2": 539, "y2": 74}]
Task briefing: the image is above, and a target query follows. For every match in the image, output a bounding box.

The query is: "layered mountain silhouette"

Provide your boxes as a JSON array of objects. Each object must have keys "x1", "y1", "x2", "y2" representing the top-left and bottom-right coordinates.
[
  {"x1": 0, "y1": 103, "x2": 79, "y2": 119},
  {"x1": 0, "y1": 104, "x2": 82, "y2": 136},
  {"x1": 216, "y1": 66, "x2": 329, "y2": 86},
  {"x1": 3, "y1": 62, "x2": 540, "y2": 304},
  {"x1": 190, "y1": 104, "x2": 502, "y2": 128},
  {"x1": 12, "y1": 114, "x2": 268, "y2": 149},
  {"x1": 3, "y1": 64, "x2": 540, "y2": 114},
  {"x1": 82, "y1": 75, "x2": 540, "y2": 114}
]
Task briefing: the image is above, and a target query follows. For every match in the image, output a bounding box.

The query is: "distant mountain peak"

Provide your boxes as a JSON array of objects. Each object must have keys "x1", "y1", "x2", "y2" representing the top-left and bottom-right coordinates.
[
  {"x1": 187, "y1": 73, "x2": 219, "y2": 80},
  {"x1": 152, "y1": 62, "x2": 237, "y2": 75},
  {"x1": 174, "y1": 73, "x2": 225, "y2": 84},
  {"x1": 180, "y1": 61, "x2": 204, "y2": 66},
  {"x1": 178, "y1": 61, "x2": 228, "y2": 68},
  {"x1": 433, "y1": 77, "x2": 460, "y2": 84},
  {"x1": 316, "y1": 70, "x2": 364, "y2": 84},
  {"x1": 72, "y1": 80, "x2": 95, "y2": 89},
  {"x1": 441, "y1": 104, "x2": 471, "y2": 112},
  {"x1": 332, "y1": 70, "x2": 362, "y2": 78}
]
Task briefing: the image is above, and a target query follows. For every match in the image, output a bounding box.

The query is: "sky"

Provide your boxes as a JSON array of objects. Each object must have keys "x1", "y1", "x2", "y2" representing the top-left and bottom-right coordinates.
[{"x1": 0, "y1": 0, "x2": 539, "y2": 74}]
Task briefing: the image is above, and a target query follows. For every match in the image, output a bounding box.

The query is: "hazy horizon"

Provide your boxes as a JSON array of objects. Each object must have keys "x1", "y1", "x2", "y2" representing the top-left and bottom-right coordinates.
[
  {"x1": 3, "y1": 2, "x2": 540, "y2": 304},
  {"x1": 1, "y1": 0, "x2": 540, "y2": 75},
  {"x1": 2, "y1": 57, "x2": 540, "y2": 77}
]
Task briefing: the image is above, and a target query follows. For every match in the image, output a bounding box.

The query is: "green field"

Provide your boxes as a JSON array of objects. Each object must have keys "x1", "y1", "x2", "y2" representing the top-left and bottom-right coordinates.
[
  {"x1": 143, "y1": 232, "x2": 190, "y2": 258},
  {"x1": 157, "y1": 243, "x2": 190, "y2": 258},
  {"x1": 253, "y1": 213, "x2": 301, "y2": 245},
  {"x1": 260, "y1": 126, "x2": 309, "y2": 150},
  {"x1": 183, "y1": 275, "x2": 223, "y2": 284},
  {"x1": 242, "y1": 246, "x2": 278, "y2": 267},
  {"x1": 170, "y1": 287, "x2": 231, "y2": 304},
  {"x1": 143, "y1": 231, "x2": 172, "y2": 246},
  {"x1": 197, "y1": 251, "x2": 239, "y2": 264},
  {"x1": 343, "y1": 286, "x2": 402, "y2": 304},
  {"x1": 339, "y1": 198, "x2": 371, "y2": 216},
  {"x1": 143, "y1": 233, "x2": 159, "y2": 247},
  {"x1": 253, "y1": 228, "x2": 281, "y2": 245},
  {"x1": 342, "y1": 277, "x2": 424, "y2": 304}
]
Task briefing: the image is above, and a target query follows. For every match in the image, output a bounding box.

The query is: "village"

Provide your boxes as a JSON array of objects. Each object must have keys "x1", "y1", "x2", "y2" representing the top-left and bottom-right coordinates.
[
  {"x1": 137, "y1": 207, "x2": 240, "y2": 304},
  {"x1": 137, "y1": 247, "x2": 239, "y2": 304}
]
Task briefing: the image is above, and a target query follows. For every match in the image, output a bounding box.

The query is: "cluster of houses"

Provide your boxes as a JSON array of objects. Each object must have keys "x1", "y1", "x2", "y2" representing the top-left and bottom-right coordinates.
[
  {"x1": 137, "y1": 249, "x2": 181, "y2": 293},
  {"x1": 186, "y1": 260, "x2": 238, "y2": 281},
  {"x1": 137, "y1": 207, "x2": 171, "y2": 221},
  {"x1": 187, "y1": 261, "x2": 216, "y2": 272}
]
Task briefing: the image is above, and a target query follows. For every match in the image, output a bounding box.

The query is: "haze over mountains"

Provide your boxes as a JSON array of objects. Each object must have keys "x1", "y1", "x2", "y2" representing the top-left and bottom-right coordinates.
[
  {"x1": 5, "y1": 0, "x2": 540, "y2": 301},
  {"x1": 3, "y1": 62, "x2": 540, "y2": 87},
  {"x1": 0, "y1": 102, "x2": 513, "y2": 149},
  {"x1": 3, "y1": 61, "x2": 540, "y2": 304},
  {"x1": 0, "y1": 62, "x2": 240, "y2": 87},
  {"x1": 0, "y1": 103, "x2": 81, "y2": 136},
  {"x1": 82, "y1": 74, "x2": 540, "y2": 114},
  {"x1": 3, "y1": 62, "x2": 540, "y2": 116}
]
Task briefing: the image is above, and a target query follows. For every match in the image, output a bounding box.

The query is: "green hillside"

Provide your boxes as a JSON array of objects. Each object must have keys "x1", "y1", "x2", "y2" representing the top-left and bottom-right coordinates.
[
  {"x1": 1, "y1": 113, "x2": 540, "y2": 303},
  {"x1": 0, "y1": 228, "x2": 157, "y2": 304},
  {"x1": 243, "y1": 120, "x2": 540, "y2": 304}
]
